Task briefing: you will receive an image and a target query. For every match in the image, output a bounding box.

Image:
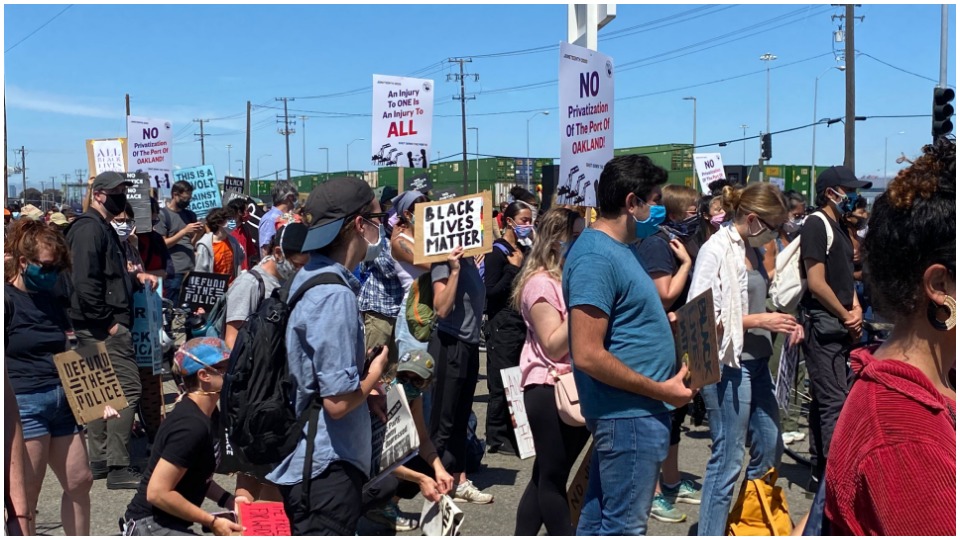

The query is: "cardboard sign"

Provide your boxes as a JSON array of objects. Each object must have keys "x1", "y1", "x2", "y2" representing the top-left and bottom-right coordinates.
[
  {"x1": 568, "y1": 441, "x2": 595, "y2": 528},
  {"x1": 501, "y1": 366, "x2": 536, "y2": 459},
  {"x1": 86, "y1": 138, "x2": 128, "y2": 176},
  {"x1": 127, "y1": 116, "x2": 174, "y2": 200},
  {"x1": 693, "y1": 153, "x2": 726, "y2": 194},
  {"x1": 775, "y1": 343, "x2": 799, "y2": 412},
  {"x1": 414, "y1": 191, "x2": 493, "y2": 264},
  {"x1": 420, "y1": 495, "x2": 464, "y2": 537},
  {"x1": 237, "y1": 502, "x2": 291, "y2": 536},
  {"x1": 53, "y1": 342, "x2": 128, "y2": 425},
  {"x1": 179, "y1": 272, "x2": 229, "y2": 313},
  {"x1": 172, "y1": 165, "x2": 220, "y2": 220},
  {"x1": 224, "y1": 175, "x2": 246, "y2": 197},
  {"x1": 371, "y1": 74, "x2": 434, "y2": 168},
  {"x1": 674, "y1": 289, "x2": 720, "y2": 389},
  {"x1": 365, "y1": 383, "x2": 420, "y2": 490},
  {"x1": 558, "y1": 41, "x2": 615, "y2": 207},
  {"x1": 132, "y1": 278, "x2": 164, "y2": 374},
  {"x1": 123, "y1": 171, "x2": 153, "y2": 229},
  {"x1": 407, "y1": 172, "x2": 432, "y2": 194}
]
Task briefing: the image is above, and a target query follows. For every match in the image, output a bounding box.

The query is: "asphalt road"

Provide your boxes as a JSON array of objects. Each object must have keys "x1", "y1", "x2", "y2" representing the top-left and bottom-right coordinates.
[{"x1": 35, "y1": 351, "x2": 816, "y2": 536}]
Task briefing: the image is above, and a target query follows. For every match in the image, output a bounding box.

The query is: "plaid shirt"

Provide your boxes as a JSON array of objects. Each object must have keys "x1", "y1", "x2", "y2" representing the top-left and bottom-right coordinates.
[{"x1": 358, "y1": 238, "x2": 404, "y2": 318}]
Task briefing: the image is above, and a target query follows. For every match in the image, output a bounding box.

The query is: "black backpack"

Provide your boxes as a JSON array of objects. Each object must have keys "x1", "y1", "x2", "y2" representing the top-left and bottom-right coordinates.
[{"x1": 219, "y1": 272, "x2": 347, "y2": 466}]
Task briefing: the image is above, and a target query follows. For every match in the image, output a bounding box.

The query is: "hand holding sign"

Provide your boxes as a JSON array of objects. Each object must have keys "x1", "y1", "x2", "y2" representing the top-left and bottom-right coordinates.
[{"x1": 414, "y1": 192, "x2": 493, "y2": 265}]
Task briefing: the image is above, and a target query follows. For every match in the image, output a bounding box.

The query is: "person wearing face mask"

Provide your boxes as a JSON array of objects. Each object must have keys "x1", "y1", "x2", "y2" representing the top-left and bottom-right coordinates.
[
  {"x1": 227, "y1": 197, "x2": 258, "y2": 270},
  {"x1": 65, "y1": 171, "x2": 160, "y2": 490},
  {"x1": 761, "y1": 190, "x2": 806, "y2": 278},
  {"x1": 265, "y1": 177, "x2": 390, "y2": 535},
  {"x1": 800, "y1": 166, "x2": 871, "y2": 483},
  {"x1": 5, "y1": 219, "x2": 93, "y2": 535},
  {"x1": 258, "y1": 180, "x2": 299, "y2": 259},
  {"x1": 156, "y1": 180, "x2": 204, "y2": 302},
  {"x1": 195, "y1": 208, "x2": 245, "y2": 284},
  {"x1": 482, "y1": 200, "x2": 534, "y2": 456},
  {"x1": 136, "y1": 198, "x2": 174, "y2": 281},
  {"x1": 687, "y1": 183, "x2": 801, "y2": 536},
  {"x1": 842, "y1": 196, "x2": 872, "y2": 324},
  {"x1": 112, "y1": 202, "x2": 144, "y2": 274},
  {"x1": 564, "y1": 155, "x2": 693, "y2": 536}
]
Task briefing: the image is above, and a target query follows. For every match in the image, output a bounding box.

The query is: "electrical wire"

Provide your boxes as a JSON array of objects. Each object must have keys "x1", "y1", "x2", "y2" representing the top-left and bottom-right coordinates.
[
  {"x1": 5, "y1": 5, "x2": 73, "y2": 53},
  {"x1": 858, "y1": 51, "x2": 955, "y2": 88}
]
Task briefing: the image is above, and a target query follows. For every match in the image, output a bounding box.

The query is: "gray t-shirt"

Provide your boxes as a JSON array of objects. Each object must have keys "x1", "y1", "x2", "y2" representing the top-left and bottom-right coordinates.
[
  {"x1": 742, "y1": 264, "x2": 773, "y2": 361},
  {"x1": 156, "y1": 207, "x2": 198, "y2": 273},
  {"x1": 224, "y1": 266, "x2": 281, "y2": 324},
  {"x1": 431, "y1": 258, "x2": 485, "y2": 345}
]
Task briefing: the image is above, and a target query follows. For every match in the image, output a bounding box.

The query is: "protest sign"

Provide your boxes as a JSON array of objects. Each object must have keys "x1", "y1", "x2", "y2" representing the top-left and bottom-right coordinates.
[
  {"x1": 693, "y1": 153, "x2": 726, "y2": 194},
  {"x1": 172, "y1": 165, "x2": 221, "y2": 220},
  {"x1": 414, "y1": 191, "x2": 493, "y2": 265},
  {"x1": 365, "y1": 383, "x2": 420, "y2": 490},
  {"x1": 126, "y1": 116, "x2": 173, "y2": 200},
  {"x1": 123, "y1": 171, "x2": 153, "y2": 228},
  {"x1": 53, "y1": 342, "x2": 128, "y2": 425},
  {"x1": 420, "y1": 495, "x2": 465, "y2": 537},
  {"x1": 179, "y1": 272, "x2": 229, "y2": 313},
  {"x1": 407, "y1": 172, "x2": 432, "y2": 194},
  {"x1": 558, "y1": 41, "x2": 614, "y2": 208},
  {"x1": 86, "y1": 138, "x2": 127, "y2": 176},
  {"x1": 237, "y1": 502, "x2": 291, "y2": 536},
  {"x1": 223, "y1": 175, "x2": 246, "y2": 198},
  {"x1": 433, "y1": 187, "x2": 461, "y2": 201},
  {"x1": 568, "y1": 440, "x2": 595, "y2": 528},
  {"x1": 775, "y1": 343, "x2": 799, "y2": 413},
  {"x1": 371, "y1": 74, "x2": 434, "y2": 168},
  {"x1": 132, "y1": 278, "x2": 163, "y2": 374},
  {"x1": 501, "y1": 366, "x2": 536, "y2": 459},
  {"x1": 242, "y1": 199, "x2": 265, "y2": 255},
  {"x1": 674, "y1": 289, "x2": 720, "y2": 389},
  {"x1": 768, "y1": 177, "x2": 786, "y2": 192}
]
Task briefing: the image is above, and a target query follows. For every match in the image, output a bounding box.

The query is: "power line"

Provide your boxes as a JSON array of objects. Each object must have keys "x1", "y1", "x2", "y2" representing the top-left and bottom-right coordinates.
[
  {"x1": 5, "y1": 5, "x2": 73, "y2": 53},
  {"x1": 858, "y1": 51, "x2": 956, "y2": 88}
]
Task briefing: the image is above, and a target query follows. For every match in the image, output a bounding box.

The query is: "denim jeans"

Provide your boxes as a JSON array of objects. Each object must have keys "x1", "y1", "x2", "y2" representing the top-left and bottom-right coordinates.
[
  {"x1": 576, "y1": 412, "x2": 671, "y2": 536},
  {"x1": 698, "y1": 358, "x2": 783, "y2": 536},
  {"x1": 163, "y1": 273, "x2": 186, "y2": 303}
]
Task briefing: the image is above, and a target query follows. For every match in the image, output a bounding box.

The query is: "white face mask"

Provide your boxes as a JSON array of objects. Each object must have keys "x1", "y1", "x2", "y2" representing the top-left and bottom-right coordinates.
[
  {"x1": 362, "y1": 219, "x2": 384, "y2": 262},
  {"x1": 112, "y1": 221, "x2": 134, "y2": 241},
  {"x1": 781, "y1": 217, "x2": 803, "y2": 235}
]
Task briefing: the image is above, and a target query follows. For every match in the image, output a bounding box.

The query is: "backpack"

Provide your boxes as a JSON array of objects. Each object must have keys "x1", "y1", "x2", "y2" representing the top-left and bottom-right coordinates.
[
  {"x1": 202, "y1": 269, "x2": 265, "y2": 338},
  {"x1": 219, "y1": 272, "x2": 348, "y2": 466},
  {"x1": 477, "y1": 241, "x2": 510, "y2": 281},
  {"x1": 406, "y1": 272, "x2": 437, "y2": 342},
  {"x1": 769, "y1": 212, "x2": 833, "y2": 314}
]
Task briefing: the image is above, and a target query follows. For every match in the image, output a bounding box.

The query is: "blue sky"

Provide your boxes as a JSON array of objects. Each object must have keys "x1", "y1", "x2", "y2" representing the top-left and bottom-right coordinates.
[{"x1": 4, "y1": 3, "x2": 956, "y2": 193}]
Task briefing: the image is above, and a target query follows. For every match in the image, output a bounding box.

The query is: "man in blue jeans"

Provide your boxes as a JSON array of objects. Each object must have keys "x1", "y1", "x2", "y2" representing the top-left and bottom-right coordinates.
[{"x1": 563, "y1": 155, "x2": 695, "y2": 535}]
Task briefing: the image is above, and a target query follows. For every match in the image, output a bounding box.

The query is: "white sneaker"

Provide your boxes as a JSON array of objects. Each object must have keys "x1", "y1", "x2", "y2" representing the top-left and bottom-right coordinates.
[
  {"x1": 782, "y1": 432, "x2": 796, "y2": 445},
  {"x1": 786, "y1": 431, "x2": 806, "y2": 443},
  {"x1": 453, "y1": 480, "x2": 494, "y2": 504}
]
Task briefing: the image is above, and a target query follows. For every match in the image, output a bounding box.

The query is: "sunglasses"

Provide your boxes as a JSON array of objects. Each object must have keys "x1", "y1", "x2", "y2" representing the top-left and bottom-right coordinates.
[
  {"x1": 362, "y1": 211, "x2": 388, "y2": 221},
  {"x1": 398, "y1": 375, "x2": 430, "y2": 390}
]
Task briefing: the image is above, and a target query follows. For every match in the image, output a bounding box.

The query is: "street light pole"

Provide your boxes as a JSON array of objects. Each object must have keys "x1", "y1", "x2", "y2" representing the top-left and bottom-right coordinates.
[
  {"x1": 526, "y1": 111, "x2": 550, "y2": 190},
  {"x1": 236, "y1": 160, "x2": 244, "y2": 178},
  {"x1": 347, "y1": 138, "x2": 364, "y2": 173},
  {"x1": 318, "y1": 147, "x2": 329, "y2": 174},
  {"x1": 257, "y1": 154, "x2": 272, "y2": 180},
  {"x1": 683, "y1": 97, "x2": 697, "y2": 191},
  {"x1": 740, "y1": 124, "x2": 748, "y2": 164},
  {"x1": 760, "y1": 53, "x2": 777, "y2": 182},
  {"x1": 812, "y1": 65, "x2": 845, "y2": 205},
  {"x1": 884, "y1": 131, "x2": 905, "y2": 180},
  {"x1": 469, "y1": 127, "x2": 479, "y2": 193},
  {"x1": 226, "y1": 144, "x2": 233, "y2": 176},
  {"x1": 300, "y1": 116, "x2": 308, "y2": 174}
]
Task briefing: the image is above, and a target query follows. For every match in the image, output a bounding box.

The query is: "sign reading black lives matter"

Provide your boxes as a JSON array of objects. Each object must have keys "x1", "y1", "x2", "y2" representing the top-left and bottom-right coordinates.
[
  {"x1": 223, "y1": 176, "x2": 246, "y2": 197},
  {"x1": 413, "y1": 191, "x2": 493, "y2": 265},
  {"x1": 179, "y1": 272, "x2": 230, "y2": 313},
  {"x1": 674, "y1": 289, "x2": 720, "y2": 389},
  {"x1": 123, "y1": 171, "x2": 152, "y2": 228},
  {"x1": 54, "y1": 342, "x2": 128, "y2": 425}
]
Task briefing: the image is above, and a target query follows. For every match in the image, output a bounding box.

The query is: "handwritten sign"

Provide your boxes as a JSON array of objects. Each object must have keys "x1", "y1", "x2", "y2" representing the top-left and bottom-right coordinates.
[
  {"x1": 237, "y1": 502, "x2": 290, "y2": 536},
  {"x1": 53, "y1": 342, "x2": 128, "y2": 425},
  {"x1": 223, "y1": 175, "x2": 246, "y2": 198},
  {"x1": 123, "y1": 171, "x2": 153, "y2": 229},
  {"x1": 87, "y1": 138, "x2": 127, "y2": 176},
  {"x1": 674, "y1": 289, "x2": 720, "y2": 389},
  {"x1": 775, "y1": 343, "x2": 799, "y2": 412},
  {"x1": 501, "y1": 366, "x2": 536, "y2": 459},
  {"x1": 132, "y1": 278, "x2": 163, "y2": 374},
  {"x1": 172, "y1": 165, "x2": 220, "y2": 220},
  {"x1": 179, "y1": 272, "x2": 229, "y2": 313},
  {"x1": 414, "y1": 191, "x2": 493, "y2": 264},
  {"x1": 567, "y1": 441, "x2": 594, "y2": 528},
  {"x1": 366, "y1": 383, "x2": 420, "y2": 490},
  {"x1": 693, "y1": 153, "x2": 726, "y2": 194}
]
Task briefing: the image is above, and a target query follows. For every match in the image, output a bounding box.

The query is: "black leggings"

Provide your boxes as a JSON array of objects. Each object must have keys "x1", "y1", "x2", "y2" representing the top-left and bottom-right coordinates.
[
  {"x1": 428, "y1": 331, "x2": 480, "y2": 474},
  {"x1": 515, "y1": 384, "x2": 591, "y2": 536}
]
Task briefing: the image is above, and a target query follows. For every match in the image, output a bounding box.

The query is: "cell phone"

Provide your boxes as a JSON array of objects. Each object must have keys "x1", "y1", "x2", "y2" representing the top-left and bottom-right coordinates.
[{"x1": 363, "y1": 345, "x2": 385, "y2": 376}]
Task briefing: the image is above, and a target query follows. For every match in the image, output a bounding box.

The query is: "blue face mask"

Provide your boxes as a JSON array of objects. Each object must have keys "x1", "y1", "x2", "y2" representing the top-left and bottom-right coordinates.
[
  {"x1": 831, "y1": 189, "x2": 858, "y2": 214},
  {"x1": 224, "y1": 219, "x2": 237, "y2": 233},
  {"x1": 513, "y1": 224, "x2": 534, "y2": 239},
  {"x1": 399, "y1": 379, "x2": 424, "y2": 402},
  {"x1": 23, "y1": 263, "x2": 59, "y2": 292},
  {"x1": 635, "y1": 204, "x2": 666, "y2": 239},
  {"x1": 559, "y1": 237, "x2": 577, "y2": 260}
]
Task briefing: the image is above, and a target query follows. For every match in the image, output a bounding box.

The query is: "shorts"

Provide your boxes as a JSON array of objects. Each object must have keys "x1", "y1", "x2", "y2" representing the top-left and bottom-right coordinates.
[{"x1": 16, "y1": 384, "x2": 81, "y2": 440}]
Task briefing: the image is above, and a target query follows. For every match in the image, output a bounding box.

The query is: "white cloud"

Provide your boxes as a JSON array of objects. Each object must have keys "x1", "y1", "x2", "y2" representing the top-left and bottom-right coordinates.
[{"x1": 6, "y1": 84, "x2": 117, "y2": 119}]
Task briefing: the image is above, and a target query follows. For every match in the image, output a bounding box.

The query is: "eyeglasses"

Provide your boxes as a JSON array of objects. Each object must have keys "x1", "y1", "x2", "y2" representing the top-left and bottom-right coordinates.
[
  {"x1": 362, "y1": 211, "x2": 388, "y2": 221},
  {"x1": 757, "y1": 216, "x2": 777, "y2": 232},
  {"x1": 113, "y1": 218, "x2": 136, "y2": 225},
  {"x1": 398, "y1": 375, "x2": 430, "y2": 390}
]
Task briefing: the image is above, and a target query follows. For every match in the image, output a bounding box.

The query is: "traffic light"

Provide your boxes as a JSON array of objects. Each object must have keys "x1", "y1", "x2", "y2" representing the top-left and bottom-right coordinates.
[
  {"x1": 932, "y1": 86, "x2": 955, "y2": 139},
  {"x1": 760, "y1": 133, "x2": 772, "y2": 160}
]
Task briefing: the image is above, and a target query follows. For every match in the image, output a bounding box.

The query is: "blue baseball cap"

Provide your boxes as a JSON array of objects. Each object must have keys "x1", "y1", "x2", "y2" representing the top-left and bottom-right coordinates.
[{"x1": 174, "y1": 337, "x2": 231, "y2": 376}]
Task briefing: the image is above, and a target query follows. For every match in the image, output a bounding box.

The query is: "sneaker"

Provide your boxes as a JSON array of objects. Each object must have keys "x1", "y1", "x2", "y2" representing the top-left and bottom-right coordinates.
[
  {"x1": 782, "y1": 432, "x2": 797, "y2": 445},
  {"x1": 453, "y1": 480, "x2": 494, "y2": 504},
  {"x1": 650, "y1": 493, "x2": 686, "y2": 523},
  {"x1": 90, "y1": 460, "x2": 108, "y2": 480},
  {"x1": 106, "y1": 466, "x2": 143, "y2": 490},
  {"x1": 662, "y1": 479, "x2": 701, "y2": 505},
  {"x1": 786, "y1": 430, "x2": 806, "y2": 443},
  {"x1": 364, "y1": 502, "x2": 419, "y2": 532}
]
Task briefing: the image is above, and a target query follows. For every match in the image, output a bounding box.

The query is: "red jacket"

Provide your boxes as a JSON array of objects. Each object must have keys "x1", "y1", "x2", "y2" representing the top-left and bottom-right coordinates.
[
  {"x1": 825, "y1": 346, "x2": 956, "y2": 536},
  {"x1": 231, "y1": 226, "x2": 257, "y2": 271}
]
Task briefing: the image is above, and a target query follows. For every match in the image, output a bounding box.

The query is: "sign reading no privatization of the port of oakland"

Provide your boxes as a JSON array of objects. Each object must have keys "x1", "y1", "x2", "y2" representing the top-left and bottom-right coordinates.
[
  {"x1": 558, "y1": 41, "x2": 614, "y2": 208},
  {"x1": 126, "y1": 115, "x2": 174, "y2": 200},
  {"x1": 694, "y1": 153, "x2": 726, "y2": 194},
  {"x1": 371, "y1": 74, "x2": 434, "y2": 168}
]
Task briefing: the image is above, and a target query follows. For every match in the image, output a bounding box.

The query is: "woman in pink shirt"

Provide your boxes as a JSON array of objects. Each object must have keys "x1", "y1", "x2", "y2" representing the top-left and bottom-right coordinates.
[{"x1": 512, "y1": 208, "x2": 588, "y2": 536}]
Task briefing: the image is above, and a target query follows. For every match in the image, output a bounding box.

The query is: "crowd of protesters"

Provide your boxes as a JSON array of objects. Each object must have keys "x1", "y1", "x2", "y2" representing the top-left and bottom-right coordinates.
[{"x1": 3, "y1": 136, "x2": 955, "y2": 536}]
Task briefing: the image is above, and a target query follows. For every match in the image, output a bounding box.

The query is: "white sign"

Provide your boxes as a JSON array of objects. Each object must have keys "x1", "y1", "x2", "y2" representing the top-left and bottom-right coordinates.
[
  {"x1": 126, "y1": 115, "x2": 174, "y2": 200},
  {"x1": 558, "y1": 41, "x2": 614, "y2": 208},
  {"x1": 371, "y1": 74, "x2": 434, "y2": 168},
  {"x1": 775, "y1": 342, "x2": 799, "y2": 413},
  {"x1": 501, "y1": 366, "x2": 536, "y2": 459},
  {"x1": 364, "y1": 383, "x2": 420, "y2": 490},
  {"x1": 420, "y1": 495, "x2": 464, "y2": 537},
  {"x1": 91, "y1": 139, "x2": 126, "y2": 175},
  {"x1": 768, "y1": 177, "x2": 786, "y2": 192},
  {"x1": 693, "y1": 153, "x2": 726, "y2": 194}
]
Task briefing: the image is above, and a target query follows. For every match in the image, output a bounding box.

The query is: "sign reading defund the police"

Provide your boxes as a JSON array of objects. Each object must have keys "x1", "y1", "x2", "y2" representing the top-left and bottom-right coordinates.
[
  {"x1": 172, "y1": 165, "x2": 221, "y2": 220},
  {"x1": 413, "y1": 191, "x2": 493, "y2": 265},
  {"x1": 179, "y1": 272, "x2": 229, "y2": 313},
  {"x1": 558, "y1": 41, "x2": 614, "y2": 208},
  {"x1": 54, "y1": 342, "x2": 128, "y2": 425},
  {"x1": 674, "y1": 289, "x2": 720, "y2": 390}
]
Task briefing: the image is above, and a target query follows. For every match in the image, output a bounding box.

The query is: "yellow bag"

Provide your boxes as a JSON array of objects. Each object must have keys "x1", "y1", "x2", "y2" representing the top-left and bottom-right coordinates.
[{"x1": 726, "y1": 468, "x2": 793, "y2": 536}]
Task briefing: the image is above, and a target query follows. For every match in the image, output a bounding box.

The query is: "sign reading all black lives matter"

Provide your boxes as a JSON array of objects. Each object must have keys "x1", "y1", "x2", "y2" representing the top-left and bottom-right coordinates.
[
  {"x1": 413, "y1": 191, "x2": 493, "y2": 265},
  {"x1": 54, "y1": 342, "x2": 128, "y2": 425},
  {"x1": 179, "y1": 272, "x2": 229, "y2": 313}
]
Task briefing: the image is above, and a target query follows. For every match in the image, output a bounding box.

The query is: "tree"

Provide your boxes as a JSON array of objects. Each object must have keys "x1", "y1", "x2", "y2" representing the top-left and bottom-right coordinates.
[{"x1": 21, "y1": 188, "x2": 42, "y2": 205}]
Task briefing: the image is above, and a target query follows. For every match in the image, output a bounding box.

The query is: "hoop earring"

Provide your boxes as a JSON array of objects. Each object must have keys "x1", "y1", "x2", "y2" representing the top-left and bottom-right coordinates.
[{"x1": 928, "y1": 296, "x2": 957, "y2": 331}]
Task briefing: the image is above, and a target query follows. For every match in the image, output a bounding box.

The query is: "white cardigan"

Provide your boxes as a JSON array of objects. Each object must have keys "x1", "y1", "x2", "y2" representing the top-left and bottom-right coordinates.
[{"x1": 687, "y1": 224, "x2": 749, "y2": 369}]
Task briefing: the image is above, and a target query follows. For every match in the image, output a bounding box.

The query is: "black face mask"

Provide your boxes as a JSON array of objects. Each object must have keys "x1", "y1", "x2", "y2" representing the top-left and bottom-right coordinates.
[
  {"x1": 175, "y1": 198, "x2": 191, "y2": 210},
  {"x1": 103, "y1": 193, "x2": 127, "y2": 216}
]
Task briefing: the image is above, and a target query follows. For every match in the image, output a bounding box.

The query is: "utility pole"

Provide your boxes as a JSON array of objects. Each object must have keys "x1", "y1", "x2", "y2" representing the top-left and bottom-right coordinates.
[
  {"x1": 300, "y1": 115, "x2": 308, "y2": 174},
  {"x1": 941, "y1": 5, "x2": 949, "y2": 88},
  {"x1": 19, "y1": 146, "x2": 26, "y2": 206},
  {"x1": 759, "y1": 52, "x2": 777, "y2": 182},
  {"x1": 833, "y1": 4, "x2": 863, "y2": 173},
  {"x1": 276, "y1": 97, "x2": 295, "y2": 180},
  {"x1": 125, "y1": 94, "x2": 130, "y2": 116},
  {"x1": 193, "y1": 118, "x2": 207, "y2": 164},
  {"x1": 740, "y1": 124, "x2": 748, "y2": 165},
  {"x1": 226, "y1": 144, "x2": 233, "y2": 176},
  {"x1": 448, "y1": 58, "x2": 477, "y2": 194},
  {"x1": 245, "y1": 101, "x2": 251, "y2": 186}
]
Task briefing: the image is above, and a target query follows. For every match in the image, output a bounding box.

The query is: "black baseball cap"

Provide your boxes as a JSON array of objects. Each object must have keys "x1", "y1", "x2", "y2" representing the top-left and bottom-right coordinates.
[
  {"x1": 815, "y1": 166, "x2": 872, "y2": 194},
  {"x1": 92, "y1": 171, "x2": 133, "y2": 191},
  {"x1": 277, "y1": 222, "x2": 308, "y2": 254},
  {"x1": 301, "y1": 176, "x2": 375, "y2": 252}
]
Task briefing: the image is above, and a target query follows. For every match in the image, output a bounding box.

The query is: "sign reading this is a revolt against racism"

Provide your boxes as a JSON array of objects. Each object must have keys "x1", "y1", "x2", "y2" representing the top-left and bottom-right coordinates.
[
  {"x1": 693, "y1": 153, "x2": 726, "y2": 194},
  {"x1": 414, "y1": 191, "x2": 493, "y2": 265},
  {"x1": 172, "y1": 165, "x2": 221, "y2": 220},
  {"x1": 371, "y1": 74, "x2": 434, "y2": 168},
  {"x1": 126, "y1": 116, "x2": 174, "y2": 200},
  {"x1": 558, "y1": 41, "x2": 614, "y2": 208}
]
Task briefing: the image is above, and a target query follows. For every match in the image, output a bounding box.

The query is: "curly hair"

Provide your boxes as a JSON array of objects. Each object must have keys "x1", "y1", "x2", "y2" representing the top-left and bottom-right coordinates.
[
  {"x1": 863, "y1": 137, "x2": 956, "y2": 321},
  {"x1": 4, "y1": 218, "x2": 72, "y2": 282}
]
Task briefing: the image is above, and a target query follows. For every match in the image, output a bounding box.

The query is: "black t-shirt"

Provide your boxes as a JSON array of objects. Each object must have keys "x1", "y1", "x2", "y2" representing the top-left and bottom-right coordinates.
[
  {"x1": 125, "y1": 399, "x2": 220, "y2": 530},
  {"x1": 637, "y1": 231, "x2": 701, "y2": 313},
  {"x1": 799, "y1": 211, "x2": 855, "y2": 310},
  {"x1": 4, "y1": 283, "x2": 70, "y2": 394}
]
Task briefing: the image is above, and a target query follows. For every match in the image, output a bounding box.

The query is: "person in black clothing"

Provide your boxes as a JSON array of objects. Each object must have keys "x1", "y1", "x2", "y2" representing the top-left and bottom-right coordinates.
[
  {"x1": 483, "y1": 200, "x2": 534, "y2": 455},
  {"x1": 65, "y1": 171, "x2": 160, "y2": 490},
  {"x1": 123, "y1": 338, "x2": 246, "y2": 536}
]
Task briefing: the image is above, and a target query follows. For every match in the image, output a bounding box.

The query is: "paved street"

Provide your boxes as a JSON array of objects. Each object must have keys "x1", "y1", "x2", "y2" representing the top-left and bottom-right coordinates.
[{"x1": 35, "y1": 352, "x2": 816, "y2": 536}]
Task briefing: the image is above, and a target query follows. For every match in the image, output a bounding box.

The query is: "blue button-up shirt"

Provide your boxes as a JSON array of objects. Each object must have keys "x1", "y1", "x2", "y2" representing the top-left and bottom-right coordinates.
[{"x1": 266, "y1": 253, "x2": 370, "y2": 485}]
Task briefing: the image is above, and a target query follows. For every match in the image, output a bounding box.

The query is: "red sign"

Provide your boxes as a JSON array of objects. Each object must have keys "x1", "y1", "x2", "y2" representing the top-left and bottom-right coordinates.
[{"x1": 237, "y1": 502, "x2": 290, "y2": 536}]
